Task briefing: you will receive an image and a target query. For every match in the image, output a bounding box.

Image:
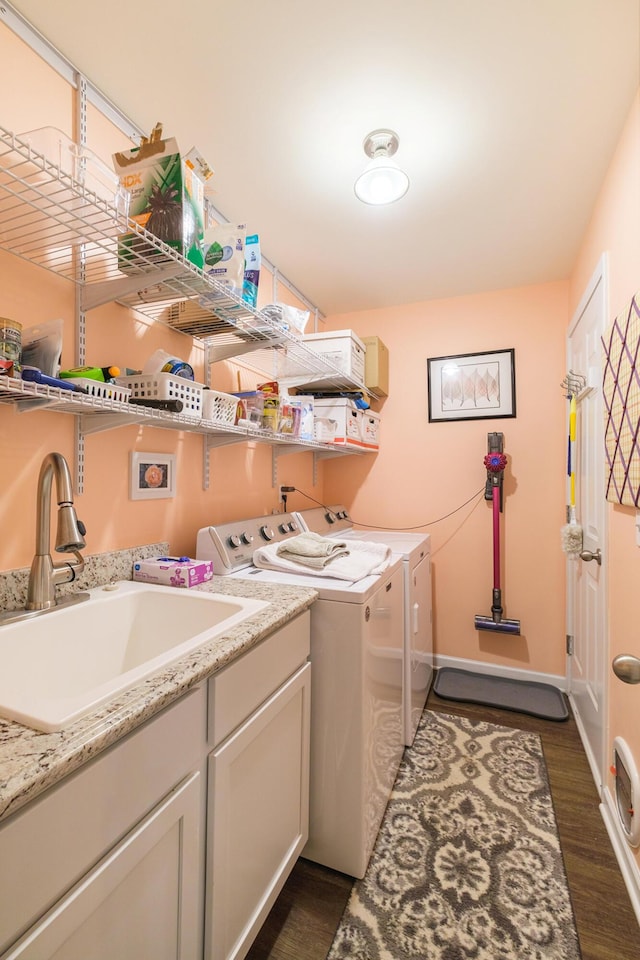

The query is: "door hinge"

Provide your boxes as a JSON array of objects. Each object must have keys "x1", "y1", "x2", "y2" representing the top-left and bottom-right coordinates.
[{"x1": 566, "y1": 634, "x2": 574, "y2": 656}]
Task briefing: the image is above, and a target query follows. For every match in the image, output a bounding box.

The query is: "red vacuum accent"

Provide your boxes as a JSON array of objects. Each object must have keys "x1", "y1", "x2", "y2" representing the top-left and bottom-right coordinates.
[
  {"x1": 492, "y1": 485, "x2": 501, "y2": 591},
  {"x1": 484, "y1": 452, "x2": 507, "y2": 473}
]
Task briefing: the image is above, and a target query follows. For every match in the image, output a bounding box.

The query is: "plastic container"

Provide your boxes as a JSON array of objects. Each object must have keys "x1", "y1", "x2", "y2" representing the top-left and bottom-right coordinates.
[
  {"x1": 69, "y1": 378, "x2": 132, "y2": 403},
  {"x1": 232, "y1": 391, "x2": 264, "y2": 426},
  {"x1": 18, "y1": 127, "x2": 129, "y2": 213},
  {"x1": 115, "y1": 373, "x2": 204, "y2": 419},
  {"x1": 261, "y1": 393, "x2": 279, "y2": 432},
  {"x1": 142, "y1": 348, "x2": 194, "y2": 380},
  {"x1": 201, "y1": 389, "x2": 238, "y2": 425},
  {"x1": 59, "y1": 365, "x2": 120, "y2": 382}
]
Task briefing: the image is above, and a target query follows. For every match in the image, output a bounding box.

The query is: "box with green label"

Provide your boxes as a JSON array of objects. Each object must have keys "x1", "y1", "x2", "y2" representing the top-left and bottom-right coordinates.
[{"x1": 113, "y1": 132, "x2": 204, "y2": 270}]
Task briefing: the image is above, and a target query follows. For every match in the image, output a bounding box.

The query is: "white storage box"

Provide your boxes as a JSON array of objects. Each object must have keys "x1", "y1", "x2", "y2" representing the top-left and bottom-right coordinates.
[
  {"x1": 314, "y1": 398, "x2": 362, "y2": 446},
  {"x1": 360, "y1": 409, "x2": 381, "y2": 449},
  {"x1": 116, "y1": 372, "x2": 204, "y2": 418},
  {"x1": 201, "y1": 388, "x2": 238, "y2": 424},
  {"x1": 302, "y1": 329, "x2": 366, "y2": 384}
]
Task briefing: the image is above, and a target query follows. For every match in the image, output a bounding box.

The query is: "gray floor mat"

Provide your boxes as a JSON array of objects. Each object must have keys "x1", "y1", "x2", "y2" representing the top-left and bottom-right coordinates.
[{"x1": 433, "y1": 667, "x2": 569, "y2": 721}]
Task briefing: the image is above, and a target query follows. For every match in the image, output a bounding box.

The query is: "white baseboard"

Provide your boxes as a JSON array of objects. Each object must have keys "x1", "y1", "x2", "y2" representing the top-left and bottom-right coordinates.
[
  {"x1": 600, "y1": 788, "x2": 640, "y2": 926},
  {"x1": 433, "y1": 654, "x2": 566, "y2": 691},
  {"x1": 567, "y1": 692, "x2": 603, "y2": 791}
]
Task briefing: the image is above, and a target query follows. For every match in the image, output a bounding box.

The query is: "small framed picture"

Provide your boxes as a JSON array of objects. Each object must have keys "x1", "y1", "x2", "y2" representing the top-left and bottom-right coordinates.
[
  {"x1": 130, "y1": 451, "x2": 176, "y2": 500},
  {"x1": 427, "y1": 348, "x2": 516, "y2": 422}
]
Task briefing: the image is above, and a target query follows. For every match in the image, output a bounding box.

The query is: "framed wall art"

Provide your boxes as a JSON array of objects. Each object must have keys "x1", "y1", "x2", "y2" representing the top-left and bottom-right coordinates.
[
  {"x1": 427, "y1": 348, "x2": 516, "y2": 422},
  {"x1": 130, "y1": 451, "x2": 176, "y2": 500}
]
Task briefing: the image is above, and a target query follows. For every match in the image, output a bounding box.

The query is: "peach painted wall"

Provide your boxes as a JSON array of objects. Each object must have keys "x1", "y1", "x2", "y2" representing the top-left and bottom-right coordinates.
[
  {"x1": 570, "y1": 91, "x2": 640, "y2": 871},
  {"x1": 322, "y1": 282, "x2": 569, "y2": 677},
  {"x1": 0, "y1": 23, "x2": 323, "y2": 575}
]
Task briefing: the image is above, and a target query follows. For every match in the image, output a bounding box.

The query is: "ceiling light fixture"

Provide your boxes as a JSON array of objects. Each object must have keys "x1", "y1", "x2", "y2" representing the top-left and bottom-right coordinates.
[{"x1": 354, "y1": 129, "x2": 409, "y2": 206}]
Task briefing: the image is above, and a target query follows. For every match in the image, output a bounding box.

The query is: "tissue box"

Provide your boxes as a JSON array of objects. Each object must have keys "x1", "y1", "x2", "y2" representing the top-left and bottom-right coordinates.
[{"x1": 132, "y1": 556, "x2": 213, "y2": 588}]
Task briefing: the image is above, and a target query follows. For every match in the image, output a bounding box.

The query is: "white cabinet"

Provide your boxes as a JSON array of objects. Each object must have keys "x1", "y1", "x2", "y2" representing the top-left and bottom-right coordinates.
[
  {"x1": 205, "y1": 612, "x2": 311, "y2": 960},
  {"x1": 0, "y1": 610, "x2": 312, "y2": 960},
  {"x1": 2, "y1": 773, "x2": 201, "y2": 960},
  {"x1": 0, "y1": 686, "x2": 207, "y2": 959}
]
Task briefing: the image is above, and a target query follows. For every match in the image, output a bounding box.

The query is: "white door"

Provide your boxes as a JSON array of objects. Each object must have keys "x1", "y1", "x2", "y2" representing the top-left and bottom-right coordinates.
[{"x1": 567, "y1": 253, "x2": 608, "y2": 791}]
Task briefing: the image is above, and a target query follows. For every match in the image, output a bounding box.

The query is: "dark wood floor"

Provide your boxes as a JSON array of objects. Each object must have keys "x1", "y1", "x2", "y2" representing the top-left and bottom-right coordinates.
[{"x1": 246, "y1": 685, "x2": 640, "y2": 960}]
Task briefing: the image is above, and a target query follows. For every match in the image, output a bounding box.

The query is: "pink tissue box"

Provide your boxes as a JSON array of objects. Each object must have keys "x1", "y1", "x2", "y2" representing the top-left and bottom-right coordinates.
[{"x1": 132, "y1": 556, "x2": 214, "y2": 588}]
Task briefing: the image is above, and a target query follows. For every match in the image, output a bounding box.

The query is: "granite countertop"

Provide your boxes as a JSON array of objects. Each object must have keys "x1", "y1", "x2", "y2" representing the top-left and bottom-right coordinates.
[{"x1": 0, "y1": 545, "x2": 317, "y2": 824}]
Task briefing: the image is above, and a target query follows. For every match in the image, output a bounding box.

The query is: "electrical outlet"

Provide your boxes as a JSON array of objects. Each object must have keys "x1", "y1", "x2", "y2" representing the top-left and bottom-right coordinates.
[{"x1": 278, "y1": 484, "x2": 295, "y2": 501}]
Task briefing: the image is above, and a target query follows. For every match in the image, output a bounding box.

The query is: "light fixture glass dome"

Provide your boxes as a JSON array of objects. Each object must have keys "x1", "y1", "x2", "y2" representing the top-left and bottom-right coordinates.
[{"x1": 354, "y1": 129, "x2": 409, "y2": 205}]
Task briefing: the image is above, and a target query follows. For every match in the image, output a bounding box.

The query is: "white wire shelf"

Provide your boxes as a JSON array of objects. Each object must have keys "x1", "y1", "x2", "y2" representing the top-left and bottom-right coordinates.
[
  {"x1": 0, "y1": 376, "x2": 375, "y2": 457},
  {"x1": 0, "y1": 126, "x2": 373, "y2": 396}
]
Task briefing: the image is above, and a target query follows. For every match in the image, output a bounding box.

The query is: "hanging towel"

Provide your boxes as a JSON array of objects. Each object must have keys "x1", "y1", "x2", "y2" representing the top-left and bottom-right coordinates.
[
  {"x1": 253, "y1": 538, "x2": 392, "y2": 582},
  {"x1": 276, "y1": 532, "x2": 350, "y2": 569}
]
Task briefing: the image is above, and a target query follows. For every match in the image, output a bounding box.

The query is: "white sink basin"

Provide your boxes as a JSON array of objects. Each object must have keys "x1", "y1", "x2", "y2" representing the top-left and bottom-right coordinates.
[{"x1": 0, "y1": 580, "x2": 269, "y2": 733}]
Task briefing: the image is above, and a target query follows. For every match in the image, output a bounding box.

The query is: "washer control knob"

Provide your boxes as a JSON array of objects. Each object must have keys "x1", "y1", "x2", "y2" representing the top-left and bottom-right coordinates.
[
  {"x1": 325, "y1": 511, "x2": 337, "y2": 524},
  {"x1": 278, "y1": 522, "x2": 289, "y2": 534},
  {"x1": 289, "y1": 520, "x2": 298, "y2": 532},
  {"x1": 240, "y1": 531, "x2": 254, "y2": 545},
  {"x1": 228, "y1": 534, "x2": 242, "y2": 549},
  {"x1": 260, "y1": 525, "x2": 275, "y2": 541}
]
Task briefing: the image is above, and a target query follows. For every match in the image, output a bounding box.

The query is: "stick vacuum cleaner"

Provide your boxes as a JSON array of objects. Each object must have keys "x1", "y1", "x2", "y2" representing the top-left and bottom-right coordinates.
[{"x1": 474, "y1": 433, "x2": 521, "y2": 635}]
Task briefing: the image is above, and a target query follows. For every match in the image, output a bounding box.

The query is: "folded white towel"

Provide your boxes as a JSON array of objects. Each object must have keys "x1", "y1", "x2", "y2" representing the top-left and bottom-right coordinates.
[
  {"x1": 276, "y1": 532, "x2": 350, "y2": 569},
  {"x1": 254, "y1": 538, "x2": 392, "y2": 582}
]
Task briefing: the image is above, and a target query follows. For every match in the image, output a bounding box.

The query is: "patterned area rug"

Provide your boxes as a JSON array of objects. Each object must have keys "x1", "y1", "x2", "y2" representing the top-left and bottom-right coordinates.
[{"x1": 327, "y1": 710, "x2": 582, "y2": 960}]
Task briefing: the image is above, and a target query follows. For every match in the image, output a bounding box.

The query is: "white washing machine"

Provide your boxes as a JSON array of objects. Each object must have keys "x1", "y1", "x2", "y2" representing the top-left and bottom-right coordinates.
[
  {"x1": 296, "y1": 505, "x2": 433, "y2": 747},
  {"x1": 196, "y1": 512, "x2": 404, "y2": 879}
]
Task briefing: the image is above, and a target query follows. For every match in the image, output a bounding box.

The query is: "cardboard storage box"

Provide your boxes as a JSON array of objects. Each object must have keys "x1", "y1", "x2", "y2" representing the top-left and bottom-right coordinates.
[
  {"x1": 361, "y1": 336, "x2": 389, "y2": 397},
  {"x1": 314, "y1": 397, "x2": 362, "y2": 446},
  {"x1": 360, "y1": 409, "x2": 381, "y2": 448},
  {"x1": 301, "y1": 329, "x2": 366, "y2": 384},
  {"x1": 113, "y1": 129, "x2": 205, "y2": 270},
  {"x1": 132, "y1": 557, "x2": 213, "y2": 588}
]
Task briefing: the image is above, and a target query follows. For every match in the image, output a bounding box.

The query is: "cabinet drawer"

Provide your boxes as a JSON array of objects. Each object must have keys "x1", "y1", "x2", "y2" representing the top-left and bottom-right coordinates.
[
  {"x1": 0, "y1": 685, "x2": 207, "y2": 954},
  {"x1": 208, "y1": 611, "x2": 310, "y2": 746}
]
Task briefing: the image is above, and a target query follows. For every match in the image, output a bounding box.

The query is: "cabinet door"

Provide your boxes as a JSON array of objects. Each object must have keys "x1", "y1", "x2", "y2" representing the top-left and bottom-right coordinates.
[
  {"x1": 2, "y1": 772, "x2": 202, "y2": 960},
  {"x1": 206, "y1": 662, "x2": 311, "y2": 960}
]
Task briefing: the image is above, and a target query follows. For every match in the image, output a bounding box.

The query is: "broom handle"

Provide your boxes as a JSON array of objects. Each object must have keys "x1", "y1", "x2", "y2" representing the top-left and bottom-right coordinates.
[{"x1": 493, "y1": 485, "x2": 501, "y2": 590}]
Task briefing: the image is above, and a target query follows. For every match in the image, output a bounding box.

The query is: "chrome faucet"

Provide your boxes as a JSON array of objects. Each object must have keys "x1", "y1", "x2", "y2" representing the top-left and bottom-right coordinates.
[{"x1": 25, "y1": 452, "x2": 88, "y2": 612}]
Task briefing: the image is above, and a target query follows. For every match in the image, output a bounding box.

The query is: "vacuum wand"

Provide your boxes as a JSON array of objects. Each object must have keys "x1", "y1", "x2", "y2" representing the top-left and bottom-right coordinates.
[{"x1": 474, "y1": 433, "x2": 521, "y2": 636}]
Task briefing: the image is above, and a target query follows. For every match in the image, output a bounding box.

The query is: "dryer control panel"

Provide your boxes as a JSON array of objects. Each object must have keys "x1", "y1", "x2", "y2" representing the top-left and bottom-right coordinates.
[{"x1": 196, "y1": 512, "x2": 302, "y2": 574}]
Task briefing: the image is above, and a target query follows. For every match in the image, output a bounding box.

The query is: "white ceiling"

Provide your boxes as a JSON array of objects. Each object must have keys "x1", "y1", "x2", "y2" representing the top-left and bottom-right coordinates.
[{"x1": 9, "y1": 0, "x2": 640, "y2": 316}]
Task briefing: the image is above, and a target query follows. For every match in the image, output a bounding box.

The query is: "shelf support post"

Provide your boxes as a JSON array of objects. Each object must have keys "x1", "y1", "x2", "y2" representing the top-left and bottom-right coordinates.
[{"x1": 74, "y1": 69, "x2": 88, "y2": 493}]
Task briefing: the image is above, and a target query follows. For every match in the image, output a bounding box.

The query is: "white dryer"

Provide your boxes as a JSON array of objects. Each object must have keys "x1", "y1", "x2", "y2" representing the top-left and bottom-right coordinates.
[
  {"x1": 296, "y1": 505, "x2": 433, "y2": 747},
  {"x1": 196, "y1": 512, "x2": 404, "y2": 879}
]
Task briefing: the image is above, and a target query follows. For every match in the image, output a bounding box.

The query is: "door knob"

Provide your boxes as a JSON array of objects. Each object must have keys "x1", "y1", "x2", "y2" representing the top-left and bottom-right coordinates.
[
  {"x1": 612, "y1": 654, "x2": 640, "y2": 684},
  {"x1": 579, "y1": 548, "x2": 602, "y2": 565}
]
